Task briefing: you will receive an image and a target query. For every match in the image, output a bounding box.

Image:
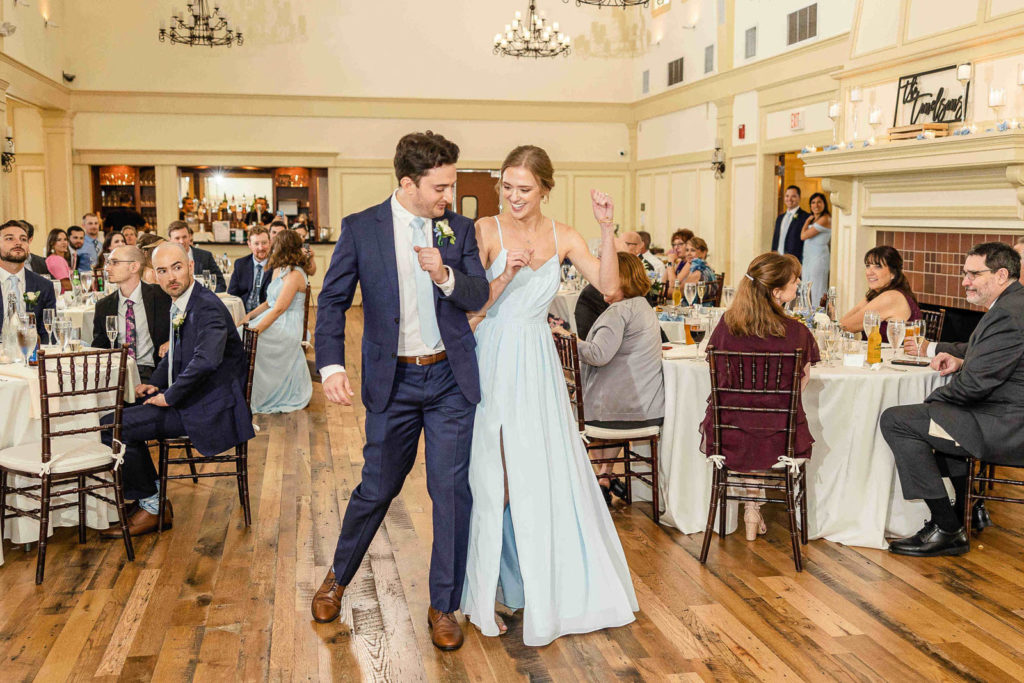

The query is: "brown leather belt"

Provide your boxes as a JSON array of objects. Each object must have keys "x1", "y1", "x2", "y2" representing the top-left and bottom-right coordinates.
[{"x1": 397, "y1": 351, "x2": 447, "y2": 366}]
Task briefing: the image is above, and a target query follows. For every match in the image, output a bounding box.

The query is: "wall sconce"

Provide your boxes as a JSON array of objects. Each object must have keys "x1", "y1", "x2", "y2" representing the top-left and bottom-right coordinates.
[
  {"x1": 711, "y1": 138, "x2": 725, "y2": 179},
  {"x1": 43, "y1": 16, "x2": 59, "y2": 28},
  {"x1": 3, "y1": 128, "x2": 15, "y2": 173}
]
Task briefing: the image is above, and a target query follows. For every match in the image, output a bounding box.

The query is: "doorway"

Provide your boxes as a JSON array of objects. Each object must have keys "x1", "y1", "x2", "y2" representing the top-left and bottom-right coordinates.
[
  {"x1": 456, "y1": 170, "x2": 500, "y2": 221},
  {"x1": 775, "y1": 152, "x2": 822, "y2": 215}
]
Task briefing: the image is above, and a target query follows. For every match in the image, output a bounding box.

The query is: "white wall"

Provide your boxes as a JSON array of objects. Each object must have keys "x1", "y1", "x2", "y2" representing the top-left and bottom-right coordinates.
[
  {"x1": 733, "y1": 0, "x2": 855, "y2": 67},
  {"x1": 633, "y1": 0, "x2": 719, "y2": 99},
  {"x1": 852, "y1": 0, "x2": 899, "y2": 56},
  {"x1": 0, "y1": 0, "x2": 67, "y2": 85},
  {"x1": 732, "y1": 91, "x2": 759, "y2": 145},
  {"x1": 906, "y1": 0, "x2": 978, "y2": 42},
  {"x1": 636, "y1": 103, "x2": 717, "y2": 161}
]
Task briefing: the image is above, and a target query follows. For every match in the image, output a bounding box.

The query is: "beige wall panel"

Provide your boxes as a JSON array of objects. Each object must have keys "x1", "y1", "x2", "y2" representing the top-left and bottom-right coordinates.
[
  {"x1": 906, "y1": 0, "x2": 979, "y2": 42},
  {"x1": 340, "y1": 173, "x2": 394, "y2": 219},
  {"x1": 572, "y1": 175, "x2": 624, "y2": 242},
  {"x1": 991, "y1": 0, "x2": 1024, "y2": 17},
  {"x1": 766, "y1": 101, "x2": 832, "y2": 141},
  {"x1": 12, "y1": 104, "x2": 44, "y2": 154},
  {"x1": 670, "y1": 170, "x2": 697, "y2": 235},
  {"x1": 854, "y1": 0, "x2": 900, "y2": 56},
  {"x1": 653, "y1": 173, "x2": 671, "y2": 245},
  {"x1": 732, "y1": 91, "x2": 758, "y2": 146},
  {"x1": 548, "y1": 173, "x2": 571, "y2": 226},
  {"x1": 730, "y1": 157, "x2": 758, "y2": 280},
  {"x1": 697, "y1": 168, "x2": 717, "y2": 248},
  {"x1": 18, "y1": 167, "x2": 47, "y2": 235},
  {"x1": 636, "y1": 104, "x2": 717, "y2": 161},
  {"x1": 636, "y1": 174, "x2": 653, "y2": 241}
]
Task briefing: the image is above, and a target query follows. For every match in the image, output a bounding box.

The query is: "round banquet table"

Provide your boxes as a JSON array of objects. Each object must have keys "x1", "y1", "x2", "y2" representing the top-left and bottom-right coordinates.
[
  {"x1": 549, "y1": 288, "x2": 583, "y2": 333},
  {"x1": 0, "y1": 352, "x2": 141, "y2": 557},
  {"x1": 658, "y1": 347, "x2": 949, "y2": 549},
  {"x1": 63, "y1": 292, "x2": 247, "y2": 339}
]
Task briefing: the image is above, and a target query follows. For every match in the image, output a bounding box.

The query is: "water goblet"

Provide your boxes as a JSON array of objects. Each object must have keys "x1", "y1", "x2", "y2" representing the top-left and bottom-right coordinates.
[
  {"x1": 683, "y1": 282, "x2": 697, "y2": 311},
  {"x1": 67, "y1": 327, "x2": 82, "y2": 353},
  {"x1": 887, "y1": 319, "x2": 906, "y2": 360},
  {"x1": 17, "y1": 314, "x2": 37, "y2": 367}
]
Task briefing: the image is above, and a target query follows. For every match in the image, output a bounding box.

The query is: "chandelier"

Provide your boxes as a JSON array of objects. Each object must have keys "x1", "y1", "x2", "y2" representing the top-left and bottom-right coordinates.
[
  {"x1": 563, "y1": 0, "x2": 649, "y2": 6},
  {"x1": 159, "y1": 1, "x2": 243, "y2": 47},
  {"x1": 494, "y1": 2, "x2": 571, "y2": 58}
]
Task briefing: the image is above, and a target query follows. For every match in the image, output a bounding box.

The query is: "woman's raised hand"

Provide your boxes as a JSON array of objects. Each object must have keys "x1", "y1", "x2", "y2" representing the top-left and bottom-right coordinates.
[
  {"x1": 502, "y1": 248, "x2": 534, "y2": 282},
  {"x1": 591, "y1": 189, "x2": 614, "y2": 227}
]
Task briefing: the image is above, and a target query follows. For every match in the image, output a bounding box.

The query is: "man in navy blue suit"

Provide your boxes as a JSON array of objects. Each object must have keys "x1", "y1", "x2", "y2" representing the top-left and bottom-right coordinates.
[
  {"x1": 0, "y1": 221, "x2": 57, "y2": 340},
  {"x1": 311, "y1": 132, "x2": 489, "y2": 650},
  {"x1": 771, "y1": 185, "x2": 811, "y2": 263},
  {"x1": 228, "y1": 225, "x2": 272, "y2": 312},
  {"x1": 99, "y1": 242, "x2": 254, "y2": 538}
]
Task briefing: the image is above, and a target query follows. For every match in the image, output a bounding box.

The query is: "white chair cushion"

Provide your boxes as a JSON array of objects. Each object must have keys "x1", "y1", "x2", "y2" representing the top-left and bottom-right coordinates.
[
  {"x1": 583, "y1": 424, "x2": 661, "y2": 440},
  {"x1": 0, "y1": 437, "x2": 118, "y2": 476}
]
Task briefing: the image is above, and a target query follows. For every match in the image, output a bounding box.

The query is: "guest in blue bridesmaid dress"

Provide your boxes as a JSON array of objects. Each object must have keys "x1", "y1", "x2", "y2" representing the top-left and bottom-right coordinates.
[{"x1": 239, "y1": 230, "x2": 312, "y2": 414}]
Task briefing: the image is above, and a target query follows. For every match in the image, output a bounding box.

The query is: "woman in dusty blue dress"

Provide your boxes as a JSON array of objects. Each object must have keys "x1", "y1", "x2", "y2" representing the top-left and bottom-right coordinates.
[
  {"x1": 461, "y1": 146, "x2": 638, "y2": 647},
  {"x1": 239, "y1": 230, "x2": 312, "y2": 414},
  {"x1": 800, "y1": 192, "x2": 832, "y2": 306}
]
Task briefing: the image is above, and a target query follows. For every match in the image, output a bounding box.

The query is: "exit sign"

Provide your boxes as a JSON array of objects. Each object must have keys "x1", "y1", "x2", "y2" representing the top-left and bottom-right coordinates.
[{"x1": 790, "y1": 109, "x2": 806, "y2": 131}]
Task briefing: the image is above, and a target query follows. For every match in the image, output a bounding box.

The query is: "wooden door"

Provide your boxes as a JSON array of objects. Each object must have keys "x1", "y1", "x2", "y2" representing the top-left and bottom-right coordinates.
[{"x1": 455, "y1": 171, "x2": 500, "y2": 221}]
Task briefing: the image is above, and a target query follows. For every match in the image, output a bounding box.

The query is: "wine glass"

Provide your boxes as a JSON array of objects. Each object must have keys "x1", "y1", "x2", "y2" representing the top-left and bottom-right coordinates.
[
  {"x1": 106, "y1": 315, "x2": 119, "y2": 348},
  {"x1": 17, "y1": 315, "x2": 37, "y2": 367},
  {"x1": 683, "y1": 282, "x2": 697, "y2": 310},
  {"x1": 887, "y1": 319, "x2": 906, "y2": 360},
  {"x1": 51, "y1": 279, "x2": 62, "y2": 303},
  {"x1": 862, "y1": 311, "x2": 880, "y2": 339},
  {"x1": 721, "y1": 286, "x2": 735, "y2": 309},
  {"x1": 55, "y1": 319, "x2": 70, "y2": 352},
  {"x1": 913, "y1": 319, "x2": 927, "y2": 360},
  {"x1": 80, "y1": 270, "x2": 94, "y2": 294},
  {"x1": 689, "y1": 314, "x2": 709, "y2": 355},
  {"x1": 68, "y1": 327, "x2": 82, "y2": 352},
  {"x1": 43, "y1": 308, "x2": 55, "y2": 347},
  {"x1": 202, "y1": 270, "x2": 212, "y2": 288},
  {"x1": 696, "y1": 280, "x2": 707, "y2": 307}
]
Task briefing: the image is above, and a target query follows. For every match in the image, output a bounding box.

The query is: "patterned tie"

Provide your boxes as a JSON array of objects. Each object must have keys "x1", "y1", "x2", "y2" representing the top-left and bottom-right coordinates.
[
  {"x1": 248, "y1": 262, "x2": 263, "y2": 312},
  {"x1": 409, "y1": 217, "x2": 441, "y2": 349},
  {"x1": 124, "y1": 299, "x2": 137, "y2": 359},
  {"x1": 168, "y1": 303, "x2": 178, "y2": 383}
]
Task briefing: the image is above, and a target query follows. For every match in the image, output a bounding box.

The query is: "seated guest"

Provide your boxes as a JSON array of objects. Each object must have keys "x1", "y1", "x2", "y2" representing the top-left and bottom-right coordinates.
[
  {"x1": 44, "y1": 228, "x2": 74, "y2": 291},
  {"x1": 167, "y1": 220, "x2": 226, "y2": 292},
  {"x1": 98, "y1": 243, "x2": 254, "y2": 537},
  {"x1": 228, "y1": 226, "x2": 272, "y2": 312},
  {"x1": 137, "y1": 233, "x2": 165, "y2": 284},
  {"x1": 93, "y1": 231, "x2": 126, "y2": 281},
  {"x1": 92, "y1": 246, "x2": 171, "y2": 384},
  {"x1": 569, "y1": 252, "x2": 664, "y2": 504},
  {"x1": 1015, "y1": 236, "x2": 1024, "y2": 284},
  {"x1": 268, "y1": 220, "x2": 288, "y2": 242},
  {"x1": 880, "y1": 242, "x2": 1024, "y2": 557},
  {"x1": 840, "y1": 245, "x2": 921, "y2": 339},
  {"x1": 67, "y1": 226, "x2": 86, "y2": 268},
  {"x1": 245, "y1": 197, "x2": 274, "y2": 225},
  {"x1": 668, "y1": 238, "x2": 716, "y2": 303},
  {"x1": 121, "y1": 225, "x2": 139, "y2": 246},
  {"x1": 699, "y1": 253, "x2": 819, "y2": 541},
  {"x1": 178, "y1": 196, "x2": 196, "y2": 220},
  {"x1": 238, "y1": 230, "x2": 313, "y2": 413},
  {"x1": 0, "y1": 221, "x2": 57, "y2": 339},
  {"x1": 292, "y1": 224, "x2": 318, "y2": 276},
  {"x1": 8, "y1": 220, "x2": 49, "y2": 275},
  {"x1": 636, "y1": 230, "x2": 665, "y2": 280},
  {"x1": 574, "y1": 284, "x2": 609, "y2": 341},
  {"x1": 663, "y1": 228, "x2": 694, "y2": 284}
]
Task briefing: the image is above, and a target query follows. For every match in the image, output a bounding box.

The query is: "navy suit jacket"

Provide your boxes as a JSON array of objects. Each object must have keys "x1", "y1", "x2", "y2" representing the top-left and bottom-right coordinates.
[
  {"x1": 770, "y1": 209, "x2": 811, "y2": 262},
  {"x1": 0, "y1": 268, "x2": 56, "y2": 340},
  {"x1": 190, "y1": 246, "x2": 227, "y2": 292},
  {"x1": 150, "y1": 283, "x2": 254, "y2": 456},
  {"x1": 315, "y1": 198, "x2": 490, "y2": 413},
  {"x1": 228, "y1": 255, "x2": 271, "y2": 310}
]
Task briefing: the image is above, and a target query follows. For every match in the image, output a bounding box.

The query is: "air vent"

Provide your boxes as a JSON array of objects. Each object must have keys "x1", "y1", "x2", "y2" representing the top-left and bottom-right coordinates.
[
  {"x1": 744, "y1": 26, "x2": 757, "y2": 59},
  {"x1": 787, "y1": 4, "x2": 817, "y2": 45},
  {"x1": 704, "y1": 44, "x2": 714, "y2": 74},
  {"x1": 668, "y1": 57, "x2": 684, "y2": 86}
]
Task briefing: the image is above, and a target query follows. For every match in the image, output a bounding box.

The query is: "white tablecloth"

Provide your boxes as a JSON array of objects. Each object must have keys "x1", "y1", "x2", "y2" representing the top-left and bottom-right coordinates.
[
  {"x1": 0, "y1": 353, "x2": 141, "y2": 553},
  {"x1": 659, "y1": 349, "x2": 949, "y2": 549},
  {"x1": 64, "y1": 292, "x2": 247, "y2": 340},
  {"x1": 549, "y1": 289, "x2": 583, "y2": 333}
]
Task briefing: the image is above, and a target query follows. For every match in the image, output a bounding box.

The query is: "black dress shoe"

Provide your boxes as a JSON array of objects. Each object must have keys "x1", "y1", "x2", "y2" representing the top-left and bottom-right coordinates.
[
  {"x1": 598, "y1": 483, "x2": 612, "y2": 506},
  {"x1": 609, "y1": 477, "x2": 628, "y2": 500},
  {"x1": 972, "y1": 500, "x2": 992, "y2": 533},
  {"x1": 888, "y1": 521, "x2": 969, "y2": 557}
]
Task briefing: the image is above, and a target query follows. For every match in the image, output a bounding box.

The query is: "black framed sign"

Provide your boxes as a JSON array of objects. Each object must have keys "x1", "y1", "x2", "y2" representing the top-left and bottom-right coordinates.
[{"x1": 894, "y1": 64, "x2": 969, "y2": 127}]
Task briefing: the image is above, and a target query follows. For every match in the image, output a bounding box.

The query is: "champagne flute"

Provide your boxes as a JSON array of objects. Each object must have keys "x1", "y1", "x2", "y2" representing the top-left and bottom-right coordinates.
[
  {"x1": 862, "y1": 311, "x2": 880, "y2": 339},
  {"x1": 684, "y1": 282, "x2": 697, "y2": 311},
  {"x1": 913, "y1": 319, "x2": 927, "y2": 360},
  {"x1": 43, "y1": 308, "x2": 55, "y2": 347},
  {"x1": 696, "y1": 280, "x2": 707, "y2": 307},
  {"x1": 106, "y1": 315, "x2": 119, "y2": 349},
  {"x1": 55, "y1": 319, "x2": 70, "y2": 352},
  {"x1": 887, "y1": 319, "x2": 906, "y2": 360},
  {"x1": 17, "y1": 315, "x2": 37, "y2": 367}
]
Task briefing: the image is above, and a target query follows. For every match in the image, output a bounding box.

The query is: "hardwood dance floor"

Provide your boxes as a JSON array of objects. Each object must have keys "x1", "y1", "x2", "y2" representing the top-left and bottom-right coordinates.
[{"x1": 3, "y1": 308, "x2": 1024, "y2": 681}]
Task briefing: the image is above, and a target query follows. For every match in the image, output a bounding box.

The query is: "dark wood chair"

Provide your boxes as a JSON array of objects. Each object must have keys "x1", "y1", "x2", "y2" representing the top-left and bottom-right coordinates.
[
  {"x1": 0, "y1": 347, "x2": 134, "y2": 583},
  {"x1": 960, "y1": 457, "x2": 1024, "y2": 543},
  {"x1": 704, "y1": 277, "x2": 725, "y2": 308},
  {"x1": 921, "y1": 308, "x2": 946, "y2": 342},
  {"x1": 155, "y1": 325, "x2": 260, "y2": 531},
  {"x1": 699, "y1": 346, "x2": 809, "y2": 571},
  {"x1": 301, "y1": 282, "x2": 312, "y2": 347},
  {"x1": 552, "y1": 333, "x2": 661, "y2": 525}
]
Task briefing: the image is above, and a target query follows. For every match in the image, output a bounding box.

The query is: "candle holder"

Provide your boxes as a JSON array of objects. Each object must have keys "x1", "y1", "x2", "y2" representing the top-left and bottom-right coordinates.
[
  {"x1": 850, "y1": 87, "x2": 863, "y2": 140},
  {"x1": 989, "y1": 86, "x2": 1007, "y2": 125},
  {"x1": 827, "y1": 100, "x2": 840, "y2": 145}
]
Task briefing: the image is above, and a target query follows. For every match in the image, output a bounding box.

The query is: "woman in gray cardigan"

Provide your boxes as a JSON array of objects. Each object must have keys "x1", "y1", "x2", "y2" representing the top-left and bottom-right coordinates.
[{"x1": 560, "y1": 252, "x2": 665, "y2": 503}]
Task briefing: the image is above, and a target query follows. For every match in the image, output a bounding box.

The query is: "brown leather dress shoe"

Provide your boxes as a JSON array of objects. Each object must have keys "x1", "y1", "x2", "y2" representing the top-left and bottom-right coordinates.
[
  {"x1": 311, "y1": 570, "x2": 346, "y2": 623},
  {"x1": 427, "y1": 606, "x2": 464, "y2": 651},
  {"x1": 100, "y1": 500, "x2": 173, "y2": 539}
]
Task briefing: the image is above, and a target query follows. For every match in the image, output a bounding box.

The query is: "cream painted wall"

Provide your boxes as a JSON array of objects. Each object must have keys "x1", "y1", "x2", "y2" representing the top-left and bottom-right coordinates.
[
  {"x1": 636, "y1": 103, "x2": 717, "y2": 160},
  {"x1": 12, "y1": 103, "x2": 44, "y2": 154},
  {"x1": 732, "y1": 91, "x2": 758, "y2": 145},
  {"x1": 60, "y1": 1, "x2": 637, "y2": 103},
  {"x1": 729, "y1": 155, "x2": 758, "y2": 279},
  {"x1": 0, "y1": 0, "x2": 66, "y2": 85},
  {"x1": 633, "y1": 0, "x2": 719, "y2": 99},
  {"x1": 766, "y1": 100, "x2": 832, "y2": 140},
  {"x1": 635, "y1": 162, "x2": 716, "y2": 253},
  {"x1": 991, "y1": 0, "x2": 1024, "y2": 17},
  {"x1": 853, "y1": 0, "x2": 899, "y2": 56},
  {"x1": 906, "y1": 0, "x2": 979, "y2": 42},
  {"x1": 732, "y1": 0, "x2": 856, "y2": 67}
]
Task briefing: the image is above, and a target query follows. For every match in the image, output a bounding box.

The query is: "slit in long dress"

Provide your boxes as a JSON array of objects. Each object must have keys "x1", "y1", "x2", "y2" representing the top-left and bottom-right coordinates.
[{"x1": 497, "y1": 428, "x2": 525, "y2": 610}]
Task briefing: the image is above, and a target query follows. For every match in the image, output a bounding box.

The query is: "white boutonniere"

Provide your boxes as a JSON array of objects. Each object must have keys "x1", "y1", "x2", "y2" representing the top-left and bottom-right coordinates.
[
  {"x1": 172, "y1": 312, "x2": 187, "y2": 331},
  {"x1": 433, "y1": 219, "x2": 456, "y2": 247},
  {"x1": 23, "y1": 291, "x2": 39, "y2": 308}
]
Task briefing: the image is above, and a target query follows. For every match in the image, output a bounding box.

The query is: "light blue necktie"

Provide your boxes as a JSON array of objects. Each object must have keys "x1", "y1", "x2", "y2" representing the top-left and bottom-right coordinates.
[
  {"x1": 10, "y1": 275, "x2": 25, "y2": 316},
  {"x1": 409, "y1": 217, "x2": 441, "y2": 349},
  {"x1": 168, "y1": 303, "x2": 178, "y2": 383}
]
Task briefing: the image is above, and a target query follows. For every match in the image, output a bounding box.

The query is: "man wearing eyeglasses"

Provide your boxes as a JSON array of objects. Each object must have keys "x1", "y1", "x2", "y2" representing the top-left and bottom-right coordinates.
[
  {"x1": 92, "y1": 245, "x2": 172, "y2": 384},
  {"x1": 881, "y1": 242, "x2": 1024, "y2": 557}
]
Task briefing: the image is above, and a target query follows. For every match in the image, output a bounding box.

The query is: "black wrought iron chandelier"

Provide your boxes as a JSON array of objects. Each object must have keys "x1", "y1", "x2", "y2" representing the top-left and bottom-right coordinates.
[
  {"x1": 494, "y1": 2, "x2": 571, "y2": 58},
  {"x1": 159, "y1": 1, "x2": 243, "y2": 47},
  {"x1": 563, "y1": 0, "x2": 649, "y2": 7}
]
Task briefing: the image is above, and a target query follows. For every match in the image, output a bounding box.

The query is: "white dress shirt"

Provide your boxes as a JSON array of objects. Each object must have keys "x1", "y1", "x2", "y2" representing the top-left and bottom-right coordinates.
[
  {"x1": 777, "y1": 208, "x2": 798, "y2": 255},
  {"x1": 320, "y1": 192, "x2": 455, "y2": 381},
  {"x1": 118, "y1": 282, "x2": 154, "y2": 368},
  {"x1": 640, "y1": 250, "x2": 666, "y2": 278},
  {"x1": 1, "y1": 267, "x2": 27, "y2": 316}
]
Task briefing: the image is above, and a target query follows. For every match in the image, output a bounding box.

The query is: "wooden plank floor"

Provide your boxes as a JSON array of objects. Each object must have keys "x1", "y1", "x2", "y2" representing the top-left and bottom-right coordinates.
[{"x1": 3, "y1": 307, "x2": 1024, "y2": 681}]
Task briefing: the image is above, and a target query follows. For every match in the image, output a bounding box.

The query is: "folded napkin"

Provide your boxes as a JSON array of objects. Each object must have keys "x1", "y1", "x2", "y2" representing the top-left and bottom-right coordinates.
[{"x1": 662, "y1": 344, "x2": 698, "y2": 360}]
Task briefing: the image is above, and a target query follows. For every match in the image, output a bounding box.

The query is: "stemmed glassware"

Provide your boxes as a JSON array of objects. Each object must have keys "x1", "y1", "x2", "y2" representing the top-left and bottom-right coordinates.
[
  {"x1": 912, "y1": 319, "x2": 927, "y2": 361},
  {"x1": 696, "y1": 280, "x2": 707, "y2": 308},
  {"x1": 887, "y1": 319, "x2": 906, "y2": 360},
  {"x1": 17, "y1": 314, "x2": 37, "y2": 367},
  {"x1": 51, "y1": 279, "x2": 62, "y2": 304},
  {"x1": 55, "y1": 319, "x2": 71, "y2": 352},
  {"x1": 106, "y1": 315, "x2": 119, "y2": 349},
  {"x1": 683, "y1": 282, "x2": 697, "y2": 311},
  {"x1": 721, "y1": 286, "x2": 735, "y2": 309},
  {"x1": 862, "y1": 311, "x2": 880, "y2": 339},
  {"x1": 43, "y1": 308, "x2": 55, "y2": 347}
]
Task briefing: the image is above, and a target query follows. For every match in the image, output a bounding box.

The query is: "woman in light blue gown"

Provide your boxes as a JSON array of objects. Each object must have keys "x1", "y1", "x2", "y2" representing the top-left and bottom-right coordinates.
[
  {"x1": 239, "y1": 230, "x2": 312, "y2": 414},
  {"x1": 800, "y1": 192, "x2": 832, "y2": 306},
  {"x1": 461, "y1": 146, "x2": 638, "y2": 647}
]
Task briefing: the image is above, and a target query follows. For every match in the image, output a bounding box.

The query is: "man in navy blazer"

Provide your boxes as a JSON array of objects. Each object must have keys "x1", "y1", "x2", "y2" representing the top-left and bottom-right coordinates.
[
  {"x1": 311, "y1": 132, "x2": 489, "y2": 650},
  {"x1": 168, "y1": 221, "x2": 227, "y2": 292},
  {"x1": 0, "y1": 221, "x2": 57, "y2": 340},
  {"x1": 99, "y1": 242, "x2": 254, "y2": 538},
  {"x1": 771, "y1": 185, "x2": 811, "y2": 263},
  {"x1": 228, "y1": 225, "x2": 272, "y2": 312}
]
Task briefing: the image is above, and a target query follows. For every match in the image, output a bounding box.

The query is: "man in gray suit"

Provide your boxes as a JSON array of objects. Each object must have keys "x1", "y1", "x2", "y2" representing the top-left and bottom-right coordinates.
[{"x1": 881, "y1": 242, "x2": 1024, "y2": 556}]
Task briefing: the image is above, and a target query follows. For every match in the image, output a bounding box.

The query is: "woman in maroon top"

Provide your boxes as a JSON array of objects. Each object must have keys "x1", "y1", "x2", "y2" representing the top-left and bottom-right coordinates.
[
  {"x1": 840, "y1": 246, "x2": 922, "y2": 340},
  {"x1": 700, "y1": 253, "x2": 820, "y2": 541}
]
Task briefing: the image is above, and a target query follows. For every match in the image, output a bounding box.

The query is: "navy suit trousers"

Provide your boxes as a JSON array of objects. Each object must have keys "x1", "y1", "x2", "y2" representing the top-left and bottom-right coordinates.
[
  {"x1": 101, "y1": 404, "x2": 186, "y2": 500},
  {"x1": 332, "y1": 358, "x2": 474, "y2": 613}
]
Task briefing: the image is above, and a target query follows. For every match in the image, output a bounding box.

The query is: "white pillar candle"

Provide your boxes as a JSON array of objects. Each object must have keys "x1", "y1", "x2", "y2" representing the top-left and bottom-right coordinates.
[
  {"x1": 850, "y1": 87, "x2": 863, "y2": 103},
  {"x1": 868, "y1": 106, "x2": 881, "y2": 125},
  {"x1": 828, "y1": 102, "x2": 840, "y2": 119}
]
